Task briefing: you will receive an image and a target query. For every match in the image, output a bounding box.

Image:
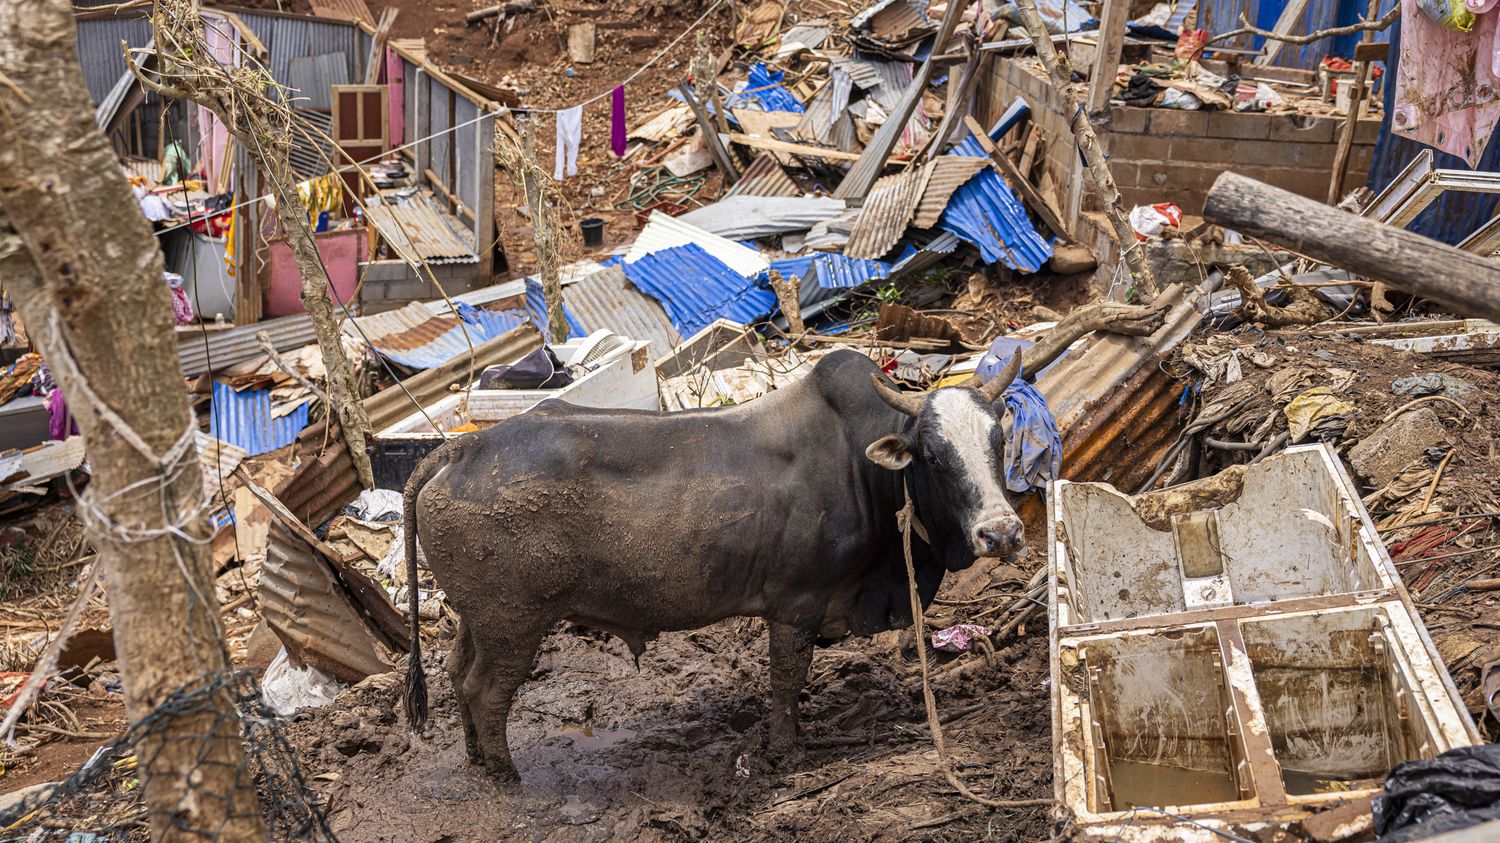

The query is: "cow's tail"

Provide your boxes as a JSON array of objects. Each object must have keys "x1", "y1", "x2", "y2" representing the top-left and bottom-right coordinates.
[{"x1": 403, "y1": 448, "x2": 446, "y2": 731}]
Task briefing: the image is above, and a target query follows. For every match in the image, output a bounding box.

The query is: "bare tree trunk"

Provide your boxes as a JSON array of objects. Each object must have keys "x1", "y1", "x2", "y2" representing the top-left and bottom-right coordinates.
[
  {"x1": 766, "y1": 270, "x2": 805, "y2": 335},
  {"x1": 0, "y1": 1, "x2": 264, "y2": 840},
  {"x1": 1010, "y1": 0, "x2": 1159, "y2": 302},
  {"x1": 135, "y1": 0, "x2": 375, "y2": 489},
  {"x1": 506, "y1": 118, "x2": 568, "y2": 343}
]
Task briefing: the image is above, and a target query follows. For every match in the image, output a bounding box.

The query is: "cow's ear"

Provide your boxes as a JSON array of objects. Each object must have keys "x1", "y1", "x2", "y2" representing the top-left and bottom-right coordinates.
[{"x1": 865, "y1": 434, "x2": 913, "y2": 470}]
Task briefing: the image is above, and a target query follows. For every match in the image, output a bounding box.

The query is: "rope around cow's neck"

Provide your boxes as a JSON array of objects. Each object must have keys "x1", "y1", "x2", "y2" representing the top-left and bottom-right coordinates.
[{"x1": 898, "y1": 478, "x2": 1052, "y2": 811}]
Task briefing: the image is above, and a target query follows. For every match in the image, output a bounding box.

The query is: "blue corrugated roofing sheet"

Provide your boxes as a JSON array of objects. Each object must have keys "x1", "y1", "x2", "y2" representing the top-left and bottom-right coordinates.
[
  {"x1": 936, "y1": 169, "x2": 1053, "y2": 273},
  {"x1": 811, "y1": 253, "x2": 892, "y2": 288},
  {"x1": 524, "y1": 277, "x2": 587, "y2": 340},
  {"x1": 209, "y1": 382, "x2": 311, "y2": 457},
  {"x1": 622, "y1": 243, "x2": 777, "y2": 337},
  {"x1": 949, "y1": 98, "x2": 1031, "y2": 158}
]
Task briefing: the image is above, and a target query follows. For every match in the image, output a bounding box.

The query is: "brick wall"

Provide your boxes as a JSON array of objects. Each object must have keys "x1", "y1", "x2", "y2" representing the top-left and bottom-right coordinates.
[{"x1": 979, "y1": 56, "x2": 1382, "y2": 227}]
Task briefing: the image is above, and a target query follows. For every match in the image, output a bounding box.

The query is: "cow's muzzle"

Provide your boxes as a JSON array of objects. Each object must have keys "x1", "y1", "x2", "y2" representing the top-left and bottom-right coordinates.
[{"x1": 973, "y1": 520, "x2": 1024, "y2": 558}]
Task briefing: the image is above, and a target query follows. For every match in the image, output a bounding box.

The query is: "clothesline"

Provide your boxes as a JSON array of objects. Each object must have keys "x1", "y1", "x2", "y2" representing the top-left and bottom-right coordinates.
[{"x1": 150, "y1": 0, "x2": 731, "y2": 234}]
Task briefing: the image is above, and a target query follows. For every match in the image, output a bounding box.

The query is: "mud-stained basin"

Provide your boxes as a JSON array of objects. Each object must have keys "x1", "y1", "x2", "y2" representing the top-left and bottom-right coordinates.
[{"x1": 1048, "y1": 444, "x2": 1479, "y2": 841}]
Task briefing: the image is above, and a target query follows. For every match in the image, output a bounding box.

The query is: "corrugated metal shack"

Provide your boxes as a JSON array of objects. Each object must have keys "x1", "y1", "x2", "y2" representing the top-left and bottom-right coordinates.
[{"x1": 75, "y1": 3, "x2": 501, "y2": 324}]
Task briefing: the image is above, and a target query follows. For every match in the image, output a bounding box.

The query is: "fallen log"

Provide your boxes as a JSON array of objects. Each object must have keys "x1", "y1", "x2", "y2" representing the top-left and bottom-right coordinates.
[{"x1": 1202, "y1": 172, "x2": 1500, "y2": 324}]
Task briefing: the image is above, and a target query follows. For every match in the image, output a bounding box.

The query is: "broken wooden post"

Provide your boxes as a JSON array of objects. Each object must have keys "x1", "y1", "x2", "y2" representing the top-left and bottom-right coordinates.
[
  {"x1": 1203, "y1": 171, "x2": 1500, "y2": 324},
  {"x1": 1327, "y1": 35, "x2": 1384, "y2": 204},
  {"x1": 766, "y1": 270, "x2": 804, "y2": 335},
  {"x1": 677, "y1": 82, "x2": 740, "y2": 184},
  {"x1": 1085, "y1": 0, "x2": 1128, "y2": 117},
  {"x1": 1011, "y1": 0, "x2": 1159, "y2": 302}
]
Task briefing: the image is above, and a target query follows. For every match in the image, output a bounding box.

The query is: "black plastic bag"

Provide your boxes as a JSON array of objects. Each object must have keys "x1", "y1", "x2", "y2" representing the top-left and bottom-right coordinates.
[
  {"x1": 1375, "y1": 744, "x2": 1500, "y2": 841},
  {"x1": 478, "y1": 346, "x2": 573, "y2": 390}
]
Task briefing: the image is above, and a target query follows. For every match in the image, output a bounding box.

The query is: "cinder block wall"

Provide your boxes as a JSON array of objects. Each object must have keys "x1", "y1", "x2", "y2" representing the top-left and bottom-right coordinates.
[{"x1": 979, "y1": 56, "x2": 1381, "y2": 228}]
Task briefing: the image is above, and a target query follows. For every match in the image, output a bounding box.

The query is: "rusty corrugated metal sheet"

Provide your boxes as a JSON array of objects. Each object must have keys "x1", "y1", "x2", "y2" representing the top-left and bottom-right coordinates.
[
  {"x1": 844, "y1": 166, "x2": 925, "y2": 259},
  {"x1": 179, "y1": 313, "x2": 317, "y2": 378},
  {"x1": 911, "y1": 156, "x2": 989, "y2": 228},
  {"x1": 564, "y1": 266, "x2": 679, "y2": 357},
  {"x1": 261, "y1": 522, "x2": 404, "y2": 683},
  {"x1": 724, "y1": 153, "x2": 802, "y2": 198},
  {"x1": 277, "y1": 325, "x2": 543, "y2": 524},
  {"x1": 365, "y1": 195, "x2": 477, "y2": 266}
]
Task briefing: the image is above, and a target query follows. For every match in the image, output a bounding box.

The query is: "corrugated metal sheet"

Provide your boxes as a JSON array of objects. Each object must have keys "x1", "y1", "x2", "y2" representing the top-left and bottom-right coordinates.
[
  {"x1": 937, "y1": 169, "x2": 1053, "y2": 272},
  {"x1": 791, "y1": 72, "x2": 857, "y2": 151},
  {"x1": 75, "y1": 16, "x2": 154, "y2": 104},
  {"x1": 810, "y1": 253, "x2": 894, "y2": 288},
  {"x1": 630, "y1": 105, "x2": 694, "y2": 142},
  {"x1": 285, "y1": 52, "x2": 349, "y2": 110},
  {"x1": 625, "y1": 211, "x2": 770, "y2": 277},
  {"x1": 210, "y1": 381, "x2": 311, "y2": 457},
  {"x1": 440, "y1": 260, "x2": 603, "y2": 309},
  {"x1": 288, "y1": 109, "x2": 338, "y2": 180},
  {"x1": 830, "y1": 54, "x2": 911, "y2": 113},
  {"x1": 277, "y1": 326, "x2": 543, "y2": 524},
  {"x1": 775, "y1": 24, "x2": 832, "y2": 56},
  {"x1": 95, "y1": 36, "x2": 152, "y2": 131},
  {"x1": 563, "y1": 266, "x2": 680, "y2": 356},
  {"x1": 454, "y1": 98, "x2": 482, "y2": 215},
  {"x1": 348, "y1": 301, "x2": 494, "y2": 369},
  {"x1": 196, "y1": 432, "x2": 248, "y2": 495},
  {"x1": 622, "y1": 244, "x2": 777, "y2": 337},
  {"x1": 179, "y1": 313, "x2": 318, "y2": 378},
  {"x1": 234, "y1": 12, "x2": 360, "y2": 96},
  {"x1": 0, "y1": 438, "x2": 87, "y2": 491},
  {"x1": 889, "y1": 230, "x2": 961, "y2": 279},
  {"x1": 724, "y1": 153, "x2": 802, "y2": 198},
  {"x1": 262, "y1": 523, "x2": 397, "y2": 683},
  {"x1": 845, "y1": 167, "x2": 926, "y2": 259},
  {"x1": 949, "y1": 97, "x2": 1030, "y2": 159},
  {"x1": 523, "y1": 277, "x2": 587, "y2": 341},
  {"x1": 308, "y1": 0, "x2": 376, "y2": 25},
  {"x1": 365, "y1": 195, "x2": 478, "y2": 265},
  {"x1": 676, "y1": 196, "x2": 848, "y2": 239},
  {"x1": 850, "y1": 0, "x2": 933, "y2": 42},
  {"x1": 912, "y1": 156, "x2": 989, "y2": 228}
]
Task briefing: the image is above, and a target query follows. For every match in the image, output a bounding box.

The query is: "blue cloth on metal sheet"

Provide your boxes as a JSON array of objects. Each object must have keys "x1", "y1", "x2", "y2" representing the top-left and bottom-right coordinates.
[
  {"x1": 935, "y1": 168, "x2": 1052, "y2": 272},
  {"x1": 523, "y1": 277, "x2": 586, "y2": 340},
  {"x1": 209, "y1": 381, "x2": 310, "y2": 457},
  {"x1": 623, "y1": 243, "x2": 777, "y2": 337},
  {"x1": 742, "y1": 64, "x2": 806, "y2": 114},
  {"x1": 976, "y1": 339, "x2": 1061, "y2": 494}
]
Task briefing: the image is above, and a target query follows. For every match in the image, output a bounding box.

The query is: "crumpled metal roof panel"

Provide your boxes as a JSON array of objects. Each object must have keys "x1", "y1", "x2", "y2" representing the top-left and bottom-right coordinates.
[
  {"x1": 626, "y1": 211, "x2": 771, "y2": 277},
  {"x1": 562, "y1": 266, "x2": 680, "y2": 356},
  {"x1": 364, "y1": 195, "x2": 477, "y2": 266},
  {"x1": 209, "y1": 381, "x2": 311, "y2": 457},
  {"x1": 937, "y1": 169, "x2": 1053, "y2": 273},
  {"x1": 912, "y1": 156, "x2": 990, "y2": 228},
  {"x1": 623, "y1": 243, "x2": 777, "y2": 338},
  {"x1": 675, "y1": 195, "x2": 848, "y2": 240},
  {"x1": 724, "y1": 153, "x2": 803, "y2": 198},
  {"x1": 811, "y1": 253, "x2": 894, "y2": 288},
  {"x1": 844, "y1": 167, "x2": 926, "y2": 259},
  {"x1": 348, "y1": 301, "x2": 493, "y2": 369}
]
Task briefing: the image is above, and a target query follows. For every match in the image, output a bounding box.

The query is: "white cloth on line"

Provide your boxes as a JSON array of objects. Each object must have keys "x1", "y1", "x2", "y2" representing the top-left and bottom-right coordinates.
[{"x1": 554, "y1": 105, "x2": 582, "y2": 181}]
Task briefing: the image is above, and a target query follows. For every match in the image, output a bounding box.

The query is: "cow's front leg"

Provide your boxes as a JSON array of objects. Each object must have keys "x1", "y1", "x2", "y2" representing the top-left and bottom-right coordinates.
[{"x1": 768, "y1": 621, "x2": 815, "y2": 752}]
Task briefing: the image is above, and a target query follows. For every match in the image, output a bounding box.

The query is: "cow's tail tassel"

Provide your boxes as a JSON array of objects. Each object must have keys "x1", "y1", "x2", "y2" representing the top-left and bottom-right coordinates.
[{"x1": 404, "y1": 453, "x2": 436, "y2": 731}]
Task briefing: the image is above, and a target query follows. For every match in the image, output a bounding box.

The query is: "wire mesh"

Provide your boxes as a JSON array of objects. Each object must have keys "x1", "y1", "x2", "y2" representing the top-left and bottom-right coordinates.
[{"x1": 0, "y1": 670, "x2": 334, "y2": 842}]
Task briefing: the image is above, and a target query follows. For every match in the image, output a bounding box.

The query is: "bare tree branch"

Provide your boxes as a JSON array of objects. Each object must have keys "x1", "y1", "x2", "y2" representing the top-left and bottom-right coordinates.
[{"x1": 1208, "y1": 7, "x2": 1398, "y2": 47}]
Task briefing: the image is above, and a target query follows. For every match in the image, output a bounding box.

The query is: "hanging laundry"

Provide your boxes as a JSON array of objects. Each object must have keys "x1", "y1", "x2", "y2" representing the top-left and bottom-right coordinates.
[
  {"x1": 1393, "y1": 0, "x2": 1500, "y2": 167},
  {"x1": 555, "y1": 105, "x2": 583, "y2": 180},
  {"x1": 610, "y1": 86, "x2": 627, "y2": 158}
]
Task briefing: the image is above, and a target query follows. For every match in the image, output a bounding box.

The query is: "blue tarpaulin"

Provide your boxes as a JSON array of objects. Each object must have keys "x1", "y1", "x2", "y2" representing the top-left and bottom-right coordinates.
[
  {"x1": 738, "y1": 63, "x2": 806, "y2": 114},
  {"x1": 976, "y1": 339, "x2": 1062, "y2": 494}
]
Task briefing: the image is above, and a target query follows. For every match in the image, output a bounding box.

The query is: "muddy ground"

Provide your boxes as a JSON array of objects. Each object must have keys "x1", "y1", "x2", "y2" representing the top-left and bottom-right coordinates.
[{"x1": 287, "y1": 605, "x2": 1054, "y2": 841}]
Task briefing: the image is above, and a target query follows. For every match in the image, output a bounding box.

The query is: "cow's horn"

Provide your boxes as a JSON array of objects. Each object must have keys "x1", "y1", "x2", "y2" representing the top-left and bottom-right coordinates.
[
  {"x1": 870, "y1": 374, "x2": 924, "y2": 417},
  {"x1": 977, "y1": 353, "x2": 1022, "y2": 404}
]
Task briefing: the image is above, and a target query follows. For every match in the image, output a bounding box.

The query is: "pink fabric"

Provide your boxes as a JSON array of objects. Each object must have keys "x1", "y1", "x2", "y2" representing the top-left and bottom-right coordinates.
[
  {"x1": 1393, "y1": 0, "x2": 1500, "y2": 167},
  {"x1": 46, "y1": 389, "x2": 77, "y2": 441},
  {"x1": 386, "y1": 47, "x2": 405, "y2": 147},
  {"x1": 196, "y1": 12, "x2": 242, "y2": 186}
]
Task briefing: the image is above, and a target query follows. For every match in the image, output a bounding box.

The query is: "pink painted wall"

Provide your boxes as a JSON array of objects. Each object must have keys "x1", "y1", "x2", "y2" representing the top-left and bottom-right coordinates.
[
  {"x1": 265, "y1": 229, "x2": 366, "y2": 317},
  {"x1": 386, "y1": 48, "x2": 405, "y2": 148}
]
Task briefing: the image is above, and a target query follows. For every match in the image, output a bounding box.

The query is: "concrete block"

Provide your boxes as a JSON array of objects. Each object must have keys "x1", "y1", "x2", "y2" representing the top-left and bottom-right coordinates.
[
  {"x1": 1348, "y1": 407, "x2": 1449, "y2": 487},
  {"x1": 1109, "y1": 105, "x2": 1150, "y2": 134},
  {"x1": 1232, "y1": 139, "x2": 1300, "y2": 167},
  {"x1": 1207, "y1": 110, "x2": 1271, "y2": 140},
  {"x1": 1171, "y1": 135, "x2": 1233, "y2": 164},
  {"x1": 1354, "y1": 118, "x2": 1383, "y2": 145},
  {"x1": 1151, "y1": 108, "x2": 1210, "y2": 136},
  {"x1": 1270, "y1": 115, "x2": 1336, "y2": 144},
  {"x1": 1297, "y1": 143, "x2": 1337, "y2": 168},
  {"x1": 1108, "y1": 132, "x2": 1166, "y2": 163}
]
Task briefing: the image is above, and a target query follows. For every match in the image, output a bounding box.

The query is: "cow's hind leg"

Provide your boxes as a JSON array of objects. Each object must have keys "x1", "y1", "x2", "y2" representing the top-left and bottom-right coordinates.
[
  {"x1": 448, "y1": 618, "x2": 482, "y2": 765},
  {"x1": 768, "y1": 621, "x2": 816, "y2": 753},
  {"x1": 463, "y1": 620, "x2": 549, "y2": 785}
]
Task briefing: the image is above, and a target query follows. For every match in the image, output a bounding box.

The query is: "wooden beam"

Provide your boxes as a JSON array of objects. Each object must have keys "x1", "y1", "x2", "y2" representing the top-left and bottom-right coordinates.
[
  {"x1": 1202, "y1": 171, "x2": 1500, "y2": 324},
  {"x1": 1256, "y1": 0, "x2": 1311, "y2": 65},
  {"x1": 963, "y1": 114, "x2": 1071, "y2": 241},
  {"x1": 362, "y1": 7, "x2": 398, "y2": 85},
  {"x1": 678, "y1": 82, "x2": 740, "y2": 183},
  {"x1": 1086, "y1": 0, "x2": 1128, "y2": 115},
  {"x1": 725, "y1": 132, "x2": 862, "y2": 161}
]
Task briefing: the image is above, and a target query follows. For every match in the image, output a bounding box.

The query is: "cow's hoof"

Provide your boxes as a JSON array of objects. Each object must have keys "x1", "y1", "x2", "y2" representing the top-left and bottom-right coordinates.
[{"x1": 481, "y1": 761, "x2": 521, "y2": 789}]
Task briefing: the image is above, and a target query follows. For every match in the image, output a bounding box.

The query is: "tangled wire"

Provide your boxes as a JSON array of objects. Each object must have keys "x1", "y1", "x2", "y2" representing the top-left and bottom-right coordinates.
[{"x1": 0, "y1": 670, "x2": 334, "y2": 842}]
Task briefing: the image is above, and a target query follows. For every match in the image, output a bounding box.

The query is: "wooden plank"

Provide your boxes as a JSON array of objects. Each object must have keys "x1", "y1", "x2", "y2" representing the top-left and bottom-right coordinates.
[
  {"x1": 726, "y1": 132, "x2": 862, "y2": 161},
  {"x1": 1202, "y1": 171, "x2": 1500, "y2": 324},
  {"x1": 963, "y1": 114, "x2": 1071, "y2": 241},
  {"x1": 362, "y1": 7, "x2": 398, "y2": 85},
  {"x1": 567, "y1": 23, "x2": 596, "y2": 64},
  {"x1": 678, "y1": 83, "x2": 740, "y2": 183},
  {"x1": 1255, "y1": 0, "x2": 1311, "y2": 65},
  {"x1": 1019, "y1": 125, "x2": 1041, "y2": 178},
  {"x1": 1086, "y1": 0, "x2": 1128, "y2": 115}
]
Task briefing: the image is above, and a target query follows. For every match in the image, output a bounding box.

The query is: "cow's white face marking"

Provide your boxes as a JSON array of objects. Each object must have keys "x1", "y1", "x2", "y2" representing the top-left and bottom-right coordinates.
[{"x1": 930, "y1": 390, "x2": 1008, "y2": 518}]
